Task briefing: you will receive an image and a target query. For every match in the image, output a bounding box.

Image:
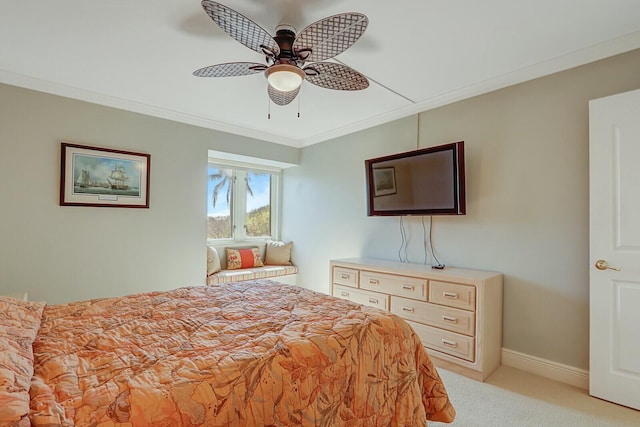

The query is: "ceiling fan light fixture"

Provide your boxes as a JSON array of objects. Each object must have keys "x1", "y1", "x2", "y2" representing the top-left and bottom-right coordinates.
[{"x1": 265, "y1": 64, "x2": 305, "y2": 92}]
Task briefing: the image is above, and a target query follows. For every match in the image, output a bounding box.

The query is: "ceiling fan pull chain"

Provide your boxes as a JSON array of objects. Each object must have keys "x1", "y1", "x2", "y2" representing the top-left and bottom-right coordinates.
[
  {"x1": 267, "y1": 96, "x2": 271, "y2": 120},
  {"x1": 297, "y1": 90, "x2": 301, "y2": 118}
]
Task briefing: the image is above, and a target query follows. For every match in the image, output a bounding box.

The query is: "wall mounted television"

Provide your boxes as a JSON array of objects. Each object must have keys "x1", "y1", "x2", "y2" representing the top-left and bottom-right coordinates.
[{"x1": 365, "y1": 141, "x2": 466, "y2": 216}]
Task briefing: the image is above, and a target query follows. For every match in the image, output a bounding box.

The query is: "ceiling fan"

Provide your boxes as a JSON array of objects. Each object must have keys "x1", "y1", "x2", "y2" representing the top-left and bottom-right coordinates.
[{"x1": 193, "y1": 0, "x2": 370, "y2": 106}]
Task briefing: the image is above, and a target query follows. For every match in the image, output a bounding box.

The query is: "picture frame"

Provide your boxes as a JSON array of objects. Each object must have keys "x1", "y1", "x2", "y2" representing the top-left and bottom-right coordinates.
[
  {"x1": 373, "y1": 167, "x2": 396, "y2": 196},
  {"x1": 60, "y1": 142, "x2": 150, "y2": 208}
]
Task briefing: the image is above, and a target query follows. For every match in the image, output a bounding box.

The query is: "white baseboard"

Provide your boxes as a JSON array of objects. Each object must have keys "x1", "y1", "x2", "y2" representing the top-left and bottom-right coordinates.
[{"x1": 502, "y1": 348, "x2": 589, "y2": 390}]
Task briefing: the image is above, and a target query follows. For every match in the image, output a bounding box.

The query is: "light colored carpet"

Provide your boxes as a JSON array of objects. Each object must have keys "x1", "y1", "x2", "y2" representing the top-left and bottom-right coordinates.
[{"x1": 430, "y1": 365, "x2": 640, "y2": 426}]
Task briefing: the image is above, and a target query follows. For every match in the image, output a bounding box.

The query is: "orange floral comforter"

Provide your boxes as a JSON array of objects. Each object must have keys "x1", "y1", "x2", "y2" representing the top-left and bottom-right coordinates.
[{"x1": 29, "y1": 280, "x2": 455, "y2": 426}]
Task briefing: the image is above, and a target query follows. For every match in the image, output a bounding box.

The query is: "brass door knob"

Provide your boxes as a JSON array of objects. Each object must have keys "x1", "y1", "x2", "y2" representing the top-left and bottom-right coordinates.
[{"x1": 595, "y1": 259, "x2": 620, "y2": 271}]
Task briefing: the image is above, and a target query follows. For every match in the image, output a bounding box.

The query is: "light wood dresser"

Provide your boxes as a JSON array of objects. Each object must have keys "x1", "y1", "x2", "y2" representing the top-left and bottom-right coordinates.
[{"x1": 330, "y1": 258, "x2": 503, "y2": 381}]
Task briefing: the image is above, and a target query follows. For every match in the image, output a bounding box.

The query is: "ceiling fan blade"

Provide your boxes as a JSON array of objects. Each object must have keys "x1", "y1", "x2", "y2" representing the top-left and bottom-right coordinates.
[
  {"x1": 201, "y1": 0, "x2": 279, "y2": 56},
  {"x1": 267, "y1": 84, "x2": 300, "y2": 106},
  {"x1": 293, "y1": 13, "x2": 368, "y2": 62},
  {"x1": 304, "y1": 62, "x2": 369, "y2": 91},
  {"x1": 193, "y1": 62, "x2": 266, "y2": 77}
]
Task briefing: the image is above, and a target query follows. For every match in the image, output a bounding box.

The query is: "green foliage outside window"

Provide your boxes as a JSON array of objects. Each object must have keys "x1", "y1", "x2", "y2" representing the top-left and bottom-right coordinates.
[{"x1": 207, "y1": 205, "x2": 270, "y2": 239}]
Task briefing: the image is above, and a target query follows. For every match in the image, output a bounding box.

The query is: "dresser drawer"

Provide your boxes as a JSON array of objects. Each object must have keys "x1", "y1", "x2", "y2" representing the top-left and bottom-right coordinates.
[
  {"x1": 429, "y1": 281, "x2": 476, "y2": 311},
  {"x1": 333, "y1": 267, "x2": 359, "y2": 288},
  {"x1": 407, "y1": 321, "x2": 475, "y2": 362},
  {"x1": 391, "y1": 296, "x2": 475, "y2": 336},
  {"x1": 333, "y1": 284, "x2": 389, "y2": 311},
  {"x1": 360, "y1": 271, "x2": 427, "y2": 300}
]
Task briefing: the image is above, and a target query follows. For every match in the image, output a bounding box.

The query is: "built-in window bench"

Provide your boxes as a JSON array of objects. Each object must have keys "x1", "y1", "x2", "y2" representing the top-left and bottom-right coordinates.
[{"x1": 206, "y1": 242, "x2": 298, "y2": 286}]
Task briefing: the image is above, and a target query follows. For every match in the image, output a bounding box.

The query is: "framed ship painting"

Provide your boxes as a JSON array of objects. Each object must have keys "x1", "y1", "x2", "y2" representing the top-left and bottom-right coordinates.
[{"x1": 60, "y1": 142, "x2": 150, "y2": 208}]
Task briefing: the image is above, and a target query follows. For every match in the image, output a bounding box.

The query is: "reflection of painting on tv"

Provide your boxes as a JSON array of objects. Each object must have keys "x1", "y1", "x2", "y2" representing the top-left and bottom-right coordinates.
[
  {"x1": 373, "y1": 167, "x2": 396, "y2": 196},
  {"x1": 365, "y1": 141, "x2": 465, "y2": 216}
]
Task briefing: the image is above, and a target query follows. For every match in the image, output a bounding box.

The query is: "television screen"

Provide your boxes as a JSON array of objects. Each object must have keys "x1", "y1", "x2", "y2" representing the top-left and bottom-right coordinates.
[{"x1": 365, "y1": 141, "x2": 465, "y2": 216}]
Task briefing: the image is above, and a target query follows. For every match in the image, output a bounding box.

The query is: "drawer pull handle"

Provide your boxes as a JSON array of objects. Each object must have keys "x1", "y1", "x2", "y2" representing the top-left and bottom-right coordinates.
[
  {"x1": 368, "y1": 297, "x2": 379, "y2": 304},
  {"x1": 442, "y1": 315, "x2": 458, "y2": 323},
  {"x1": 369, "y1": 279, "x2": 379, "y2": 285},
  {"x1": 340, "y1": 274, "x2": 350, "y2": 280},
  {"x1": 340, "y1": 292, "x2": 349, "y2": 297},
  {"x1": 402, "y1": 306, "x2": 415, "y2": 313},
  {"x1": 442, "y1": 339, "x2": 457, "y2": 348},
  {"x1": 402, "y1": 284, "x2": 415, "y2": 291},
  {"x1": 443, "y1": 291, "x2": 459, "y2": 299}
]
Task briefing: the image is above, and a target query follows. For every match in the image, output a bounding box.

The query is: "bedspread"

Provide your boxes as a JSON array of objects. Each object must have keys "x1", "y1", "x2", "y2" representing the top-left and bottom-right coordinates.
[{"x1": 29, "y1": 280, "x2": 455, "y2": 426}]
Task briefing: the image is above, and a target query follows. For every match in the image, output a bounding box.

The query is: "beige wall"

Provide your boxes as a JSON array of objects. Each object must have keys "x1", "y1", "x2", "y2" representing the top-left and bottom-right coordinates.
[
  {"x1": 0, "y1": 84, "x2": 298, "y2": 304},
  {"x1": 2, "y1": 48, "x2": 639, "y2": 371},
  {"x1": 283, "y1": 48, "x2": 640, "y2": 370}
]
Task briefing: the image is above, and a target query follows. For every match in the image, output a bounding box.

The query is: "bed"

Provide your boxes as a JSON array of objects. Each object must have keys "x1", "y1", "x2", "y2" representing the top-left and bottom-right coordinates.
[{"x1": 2, "y1": 280, "x2": 455, "y2": 426}]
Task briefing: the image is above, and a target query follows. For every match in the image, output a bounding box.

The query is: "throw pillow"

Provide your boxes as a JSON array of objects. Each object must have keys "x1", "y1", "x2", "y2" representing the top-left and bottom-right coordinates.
[
  {"x1": 226, "y1": 247, "x2": 264, "y2": 270},
  {"x1": 207, "y1": 246, "x2": 221, "y2": 276},
  {"x1": 265, "y1": 240, "x2": 293, "y2": 266}
]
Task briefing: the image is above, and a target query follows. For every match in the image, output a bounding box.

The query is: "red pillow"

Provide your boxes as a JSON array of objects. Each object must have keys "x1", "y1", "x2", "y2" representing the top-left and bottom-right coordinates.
[{"x1": 225, "y1": 247, "x2": 264, "y2": 270}]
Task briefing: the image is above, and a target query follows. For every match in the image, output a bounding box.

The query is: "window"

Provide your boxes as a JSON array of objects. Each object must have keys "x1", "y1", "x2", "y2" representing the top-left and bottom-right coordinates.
[{"x1": 207, "y1": 161, "x2": 280, "y2": 242}]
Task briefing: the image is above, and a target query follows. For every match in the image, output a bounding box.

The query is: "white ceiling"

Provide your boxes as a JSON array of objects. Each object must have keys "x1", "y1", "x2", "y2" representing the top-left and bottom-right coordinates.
[{"x1": 2, "y1": 1, "x2": 640, "y2": 148}]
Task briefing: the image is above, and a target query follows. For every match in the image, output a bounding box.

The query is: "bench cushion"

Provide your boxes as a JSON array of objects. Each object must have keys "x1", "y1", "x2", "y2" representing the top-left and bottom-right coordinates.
[{"x1": 206, "y1": 265, "x2": 298, "y2": 285}]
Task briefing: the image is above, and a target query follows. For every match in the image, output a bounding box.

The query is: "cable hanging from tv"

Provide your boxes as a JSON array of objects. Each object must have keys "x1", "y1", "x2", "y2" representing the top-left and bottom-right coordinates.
[
  {"x1": 397, "y1": 215, "x2": 445, "y2": 268},
  {"x1": 398, "y1": 216, "x2": 410, "y2": 263},
  {"x1": 423, "y1": 216, "x2": 445, "y2": 269}
]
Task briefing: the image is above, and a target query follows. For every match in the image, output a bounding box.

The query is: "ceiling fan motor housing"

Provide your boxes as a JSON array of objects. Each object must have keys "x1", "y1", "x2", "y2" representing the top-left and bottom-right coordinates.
[{"x1": 273, "y1": 26, "x2": 304, "y2": 66}]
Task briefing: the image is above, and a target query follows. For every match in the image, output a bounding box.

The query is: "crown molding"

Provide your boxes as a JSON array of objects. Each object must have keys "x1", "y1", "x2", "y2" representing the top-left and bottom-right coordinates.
[
  {"x1": 0, "y1": 70, "x2": 301, "y2": 147},
  {"x1": 2, "y1": 30, "x2": 639, "y2": 150},
  {"x1": 299, "y1": 30, "x2": 640, "y2": 147}
]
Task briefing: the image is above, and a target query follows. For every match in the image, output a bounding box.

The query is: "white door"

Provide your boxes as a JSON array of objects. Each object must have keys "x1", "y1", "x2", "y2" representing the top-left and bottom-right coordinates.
[{"x1": 589, "y1": 88, "x2": 640, "y2": 410}]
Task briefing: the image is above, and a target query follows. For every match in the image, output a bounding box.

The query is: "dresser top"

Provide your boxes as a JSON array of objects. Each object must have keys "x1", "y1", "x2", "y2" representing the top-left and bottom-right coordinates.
[{"x1": 331, "y1": 258, "x2": 501, "y2": 282}]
